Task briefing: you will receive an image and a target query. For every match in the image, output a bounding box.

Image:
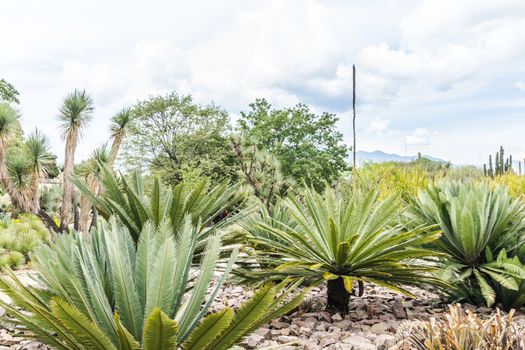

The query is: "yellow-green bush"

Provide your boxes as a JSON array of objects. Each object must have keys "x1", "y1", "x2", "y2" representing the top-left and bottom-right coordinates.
[
  {"x1": 0, "y1": 214, "x2": 51, "y2": 269},
  {"x1": 491, "y1": 173, "x2": 525, "y2": 198}
]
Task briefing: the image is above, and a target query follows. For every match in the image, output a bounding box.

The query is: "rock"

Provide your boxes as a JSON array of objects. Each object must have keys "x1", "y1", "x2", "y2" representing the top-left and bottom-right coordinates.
[
  {"x1": 370, "y1": 322, "x2": 389, "y2": 334},
  {"x1": 255, "y1": 327, "x2": 271, "y2": 339},
  {"x1": 342, "y1": 335, "x2": 376, "y2": 349},
  {"x1": 276, "y1": 335, "x2": 300, "y2": 344},
  {"x1": 245, "y1": 334, "x2": 264, "y2": 348},
  {"x1": 332, "y1": 313, "x2": 343, "y2": 321},
  {"x1": 319, "y1": 311, "x2": 333, "y2": 322},
  {"x1": 392, "y1": 300, "x2": 407, "y2": 319},
  {"x1": 374, "y1": 334, "x2": 396, "y2": 349},
  {"x1": 319, "y1": 337, "x2": 336, "y2": 348}
]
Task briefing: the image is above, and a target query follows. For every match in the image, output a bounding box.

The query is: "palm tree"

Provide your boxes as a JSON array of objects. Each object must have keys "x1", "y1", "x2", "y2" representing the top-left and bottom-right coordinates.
[
  {"x1": 77, "y1": 145, "x2": 110, "y2": 232},
  {"x1": 108, "y1": 108, "x2": 132, "y2": 169},
  {"x1": 57, "y1": 90, "x2": 94, "y2": 231},
  {"x1": 0, "y1": 103, "x2": 29, "y2": 211},
  {"x1": 24, "y1": 130, "x2": 54, "y2": 209}
]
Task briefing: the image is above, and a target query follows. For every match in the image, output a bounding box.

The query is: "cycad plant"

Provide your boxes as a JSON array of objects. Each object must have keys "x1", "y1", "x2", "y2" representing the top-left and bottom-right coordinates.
[
  {"x1": 0, "y1": 217, "x2": 306, "y2": 349},
  {"x1": 406, "y1": 180, "x2": 525, "y2": 306},
  {"x1": 242, "y1": 187, "x2": 442, "y2": 314},
  {"x1": 73, "y1": 168, "x2": 245, "y2": 246}
]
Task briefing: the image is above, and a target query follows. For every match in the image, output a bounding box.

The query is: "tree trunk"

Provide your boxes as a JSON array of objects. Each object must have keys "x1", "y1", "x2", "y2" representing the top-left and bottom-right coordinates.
[
  {"x1": 60, "y1": 131, "x2": 78, "y2": 231},
  {"x1": 90, "y1": 206, "x2": 98, "y2": 230},
  {"x1": 326, "y1": 277, "x2": 350, "y2": 315}
]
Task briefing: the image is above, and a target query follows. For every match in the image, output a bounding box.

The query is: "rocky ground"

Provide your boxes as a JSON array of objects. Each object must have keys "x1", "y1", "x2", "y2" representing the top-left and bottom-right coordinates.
[{"x1": 1, "y1": 271, "x2": 525, "y2": 349}]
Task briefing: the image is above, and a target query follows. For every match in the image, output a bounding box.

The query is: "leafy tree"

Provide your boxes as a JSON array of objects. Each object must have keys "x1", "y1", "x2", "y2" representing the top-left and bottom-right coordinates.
[
  {"x1": 231, "y1": 135, "x2": 294, "y2": 209},
  {"x1": 122, "y1": 93, "x2": 237, "y2": 186},
  {"x1": 238, "y1": 99, "x2": 349, "y2": 191},
  {"x1": 0, "y1": 79, "x2": 20, "y2": 104}
]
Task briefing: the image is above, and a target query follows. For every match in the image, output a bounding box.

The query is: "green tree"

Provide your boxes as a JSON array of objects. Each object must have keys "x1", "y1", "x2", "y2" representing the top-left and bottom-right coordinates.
[
  {"x1": 122, "y1": 93, "x2": 237, "y2": 186},
  {"x1": 0, "y1": 79, "x2": 20, "y2": 104},
  {"x1": 238, "y1": 99, "x2": 349, "y2": 190}
]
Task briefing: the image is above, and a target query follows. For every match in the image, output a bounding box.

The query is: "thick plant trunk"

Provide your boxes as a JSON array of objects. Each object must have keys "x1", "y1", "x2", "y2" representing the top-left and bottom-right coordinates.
[
  {"x1": 60, "y1": 131, "x2": 78, "y2": 231},
  {"x1": 326, "y1": 278, "x2": 350, "y2": 315}
]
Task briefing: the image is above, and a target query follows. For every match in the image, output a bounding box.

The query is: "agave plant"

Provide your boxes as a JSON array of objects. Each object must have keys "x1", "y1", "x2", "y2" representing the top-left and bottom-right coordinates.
[
  {"x1": 242, "y1": 187, "x2": 443, "y2": 314},
  {"x1": 393, "y1": 304, "x2": 525, "y2": 350},
  {"x1": 0, "y1": 217, "x2": 306, "y2": 349},
  {"x1": 406, "y1": 180, "x2": 525, "y2": 306},
  {"x1": 73, "y1": 167, "x2": 246, "y2": 245}
]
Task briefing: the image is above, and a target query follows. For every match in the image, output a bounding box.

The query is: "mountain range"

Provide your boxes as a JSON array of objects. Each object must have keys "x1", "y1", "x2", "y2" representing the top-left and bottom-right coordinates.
[{"x1": 355, "y1": 150, "x2": 448, "y2": 165}]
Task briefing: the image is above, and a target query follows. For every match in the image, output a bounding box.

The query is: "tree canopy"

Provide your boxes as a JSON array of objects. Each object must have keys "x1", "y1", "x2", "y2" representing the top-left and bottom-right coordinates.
[
  {"x1": 237, "y1": 98, "x2": 349, "y2": 190},
  {"x1": 0, "y1": 79, "x2": 20, "y2": 104},
  {"x1": 121, "y1": 93, "x2": 238, "y2": 186}
]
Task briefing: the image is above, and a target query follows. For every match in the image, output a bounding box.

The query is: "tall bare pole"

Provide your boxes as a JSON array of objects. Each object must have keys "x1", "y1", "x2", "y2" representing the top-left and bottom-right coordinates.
[{"x1": 352, "y1": 65, "x2": 357, "y2": 192}]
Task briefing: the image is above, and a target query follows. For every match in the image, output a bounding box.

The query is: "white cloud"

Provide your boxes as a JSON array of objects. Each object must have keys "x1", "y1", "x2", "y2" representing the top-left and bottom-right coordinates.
[
  {"x1": 406, "y1": 128, "x2": 435, "y2": 148},
  {"x1": 1, "y1": 0, "x2": 525, "y2": 165},
  {"x1": 368, "y1": 118, "x2": 391, "y2": 135},
  {"x1": 515, "y1": 81, "x2": 525, "y2": 91}
]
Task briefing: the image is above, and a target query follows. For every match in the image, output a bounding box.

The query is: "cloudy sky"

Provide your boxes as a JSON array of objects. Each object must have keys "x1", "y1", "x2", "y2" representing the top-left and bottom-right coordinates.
[{"x1": 2, "y1": 0, "x2": 525, "y2": 165}]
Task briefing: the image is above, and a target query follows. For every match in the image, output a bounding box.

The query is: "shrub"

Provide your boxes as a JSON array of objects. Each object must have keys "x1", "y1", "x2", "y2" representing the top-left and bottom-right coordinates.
[
  {"x1": 0, "y1": 217, "x2": 306, "y2": 349},
  {"x1": 241, "y1": 187, "x2": 443, "y2": 314},
  {"x1": 73, "y1": 168, "x2": 246, "y2": 247},
  {"x1": 0, "y1": 250, "x2": 24, "y2": 268},
  {"x1": 0, "y1": 214, "x2": 50, "y2": 268},
  {"x1": 407, "y1": 180, "x2": 525, "y2": 306},
  {"x1": 393, "y1": 304, "x2": 525, "y2": 350}
]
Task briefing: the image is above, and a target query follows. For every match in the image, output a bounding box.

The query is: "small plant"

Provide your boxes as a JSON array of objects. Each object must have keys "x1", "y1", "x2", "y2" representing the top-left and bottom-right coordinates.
[
  {"x1": 393, "y1": 304, "x2": 525, "y2": 350},
  {"x1": 242, "y1": 187, "x2": 443, "y2": 315},
  {"x1": 0, "y1": 214, "x2": 50, "y2": 268},
  {"x1": 407, "y1": 180, "x2": 525, "y2": 306},
  {"x1": 0, "y1": 216, "x2": 306, "y2": 349}
]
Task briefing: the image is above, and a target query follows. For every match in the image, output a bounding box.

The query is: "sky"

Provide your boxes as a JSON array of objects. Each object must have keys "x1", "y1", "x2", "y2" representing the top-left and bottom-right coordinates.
[{"x1": 1, "y1": 0, "x2": 525, "y2": 165}]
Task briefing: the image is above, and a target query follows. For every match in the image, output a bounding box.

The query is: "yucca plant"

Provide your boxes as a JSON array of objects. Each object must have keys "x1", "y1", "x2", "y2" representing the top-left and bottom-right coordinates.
[
  {"x1": 407, "y1": 180, "x2": 525, "y2": 306},
  {"x1": 393, "y1": 304, "x2": 525, "y2": 350},
  {"x1": 242, "y1": 187, "x2": 443, "y2": 314},
  {"x1": 73, "y1": 167, "x2": 246, "y2": 245},
  {"x1": 0, "y1": 217, "x2": 306, "y2": 349}
]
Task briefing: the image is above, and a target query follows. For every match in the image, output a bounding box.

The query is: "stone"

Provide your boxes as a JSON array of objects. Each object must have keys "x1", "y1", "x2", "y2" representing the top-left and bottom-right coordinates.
[
  {"x1": 332, "y1": 313, "x2": 343, "y2": 321},
  {"x1": 245, "y1": 334, "x2": 264, "y2": 348},
  {"x1": 342, "y1": 335, "x2": 376, "y2": 349},
  {"x1": 255, "y1": 327, "x2": 271, "y2": 339},
  {"x1": 374, "y1": 334, "x2": 396, "y2": 349},
  {"x1": 392, "y1": 300, "x2": 407, "y2": 319},
  {"x1": 318, "y1": 336, "x2": 337, "y2": 348},
  {"x1": 370, "y1": 322, "x2": 389, "y2": 334}
]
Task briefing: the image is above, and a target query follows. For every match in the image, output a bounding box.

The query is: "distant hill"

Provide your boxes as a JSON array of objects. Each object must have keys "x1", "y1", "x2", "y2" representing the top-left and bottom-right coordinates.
[{"x1": 355, "y1": 150, "x2": 448, "y2": 166}]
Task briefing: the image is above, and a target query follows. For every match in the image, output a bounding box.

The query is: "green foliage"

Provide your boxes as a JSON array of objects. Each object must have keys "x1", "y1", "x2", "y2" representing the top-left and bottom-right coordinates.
[
  {"x1": 394, "y1": 304, "x2": 525, "y2": 350},
  {"x1": 0, "y1": 79, "x2": 20, "y2": 104},
  {"x1": 238, "y1": 98, "x2": 349, "y2": 191},
  {"x1": 39, "y1": 185, "x2": 61, "y2": 216},
  {"x1": 407, "y1": 180, "x2": 525, "y2": 306},
  {"x1": 57, "y1": 89, "x2": 94, "y2": 138},
  {"x1": 73, "y1": 168, "x2": 246, "y2": 246},
  {"x1": 240, "y1": 187, "x2": 443, "y2": 313},
  {"x1": 0, "y1": 214, "x2": 51, "y2": 268},
  {"x1": 231, "y1": 136, "x2": 294, "y2": 207},
  {"x1": 122, "y1": 93, "x2": 238, "y2": 186},
  {"x1": 0, "y1": 217, "x2": 306, "y2": 349}
]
